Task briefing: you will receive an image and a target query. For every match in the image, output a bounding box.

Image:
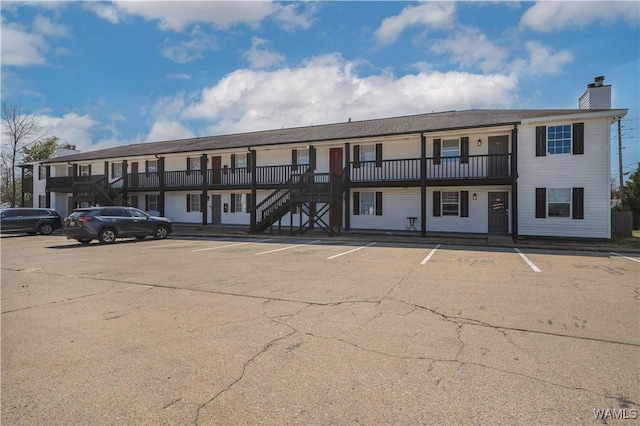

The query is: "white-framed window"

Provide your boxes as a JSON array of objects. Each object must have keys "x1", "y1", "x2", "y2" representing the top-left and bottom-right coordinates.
[
  {"x1": 360, "y1": 192, "x2": 375, "y2": 215},
  {"x1": 188, "y1": 157, "x2": 200, "y2": 171},
  {"x1": 38, "y1": 165, "x2": 46, "y2": 180},
  {"x1": 112, "y1": 162, "x2": 123, "y2": 179},
  {"x1": 547, "y1": 125, "x2": 571, "y2": 154},
  {"x1": 442, "y1": 139, "x2": 460, "y2": 158},
  {"x1": 234, "y1": 155, "x2": 247, "y2": 169},
  {"x1": 79, "y1": 165, "x2": 90, "y2": 176},
  {"x1": 147, "y1": 194, "x2": 158, "y2": 212},
  {"x1": 147, "y1": 160, "x2": 158, "y2": 173},
  {"x1": 38, "y1": 195, "x2": 46, "y2": 208},
  {"x1": 188, "y1": 194, "x2": 201, "y2": 212},
  {"x1": 233, "y1": 193, "x2": 248, "y2": 213},
  {"x1": 297, "y1": 149, "x2": 309, "y2": 165},
  {"x1": 360, "y1": 145, "x2": 375, "y2": 162},
  {"x1": 442, "y1": 191, "x2": 459, "y2": 216},
  {"x1": 548, "y1": 188, "x2": 571, "y2": 217}
]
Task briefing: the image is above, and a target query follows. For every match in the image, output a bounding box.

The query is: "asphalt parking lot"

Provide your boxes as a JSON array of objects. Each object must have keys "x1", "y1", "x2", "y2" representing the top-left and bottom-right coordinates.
[{"x1": 2, "y1": 233, "x2": 639, "y2": 425}]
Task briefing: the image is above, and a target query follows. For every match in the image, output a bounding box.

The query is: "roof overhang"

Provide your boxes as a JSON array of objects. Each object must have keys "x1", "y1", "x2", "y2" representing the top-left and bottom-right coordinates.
[{"x1": 520, "y1": 109, "x2": 627, "y2": 125}]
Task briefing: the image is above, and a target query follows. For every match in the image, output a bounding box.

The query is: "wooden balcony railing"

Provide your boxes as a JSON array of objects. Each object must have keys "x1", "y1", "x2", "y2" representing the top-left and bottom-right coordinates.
[{"x1": 351, "y1": 158, "x2": 421, "y2": 182}]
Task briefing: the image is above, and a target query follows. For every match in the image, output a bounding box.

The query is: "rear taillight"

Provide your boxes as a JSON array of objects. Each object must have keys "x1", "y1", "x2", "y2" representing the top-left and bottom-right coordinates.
[{"x1": 79, "y1": 217, "x2": 92, "y2": 222}]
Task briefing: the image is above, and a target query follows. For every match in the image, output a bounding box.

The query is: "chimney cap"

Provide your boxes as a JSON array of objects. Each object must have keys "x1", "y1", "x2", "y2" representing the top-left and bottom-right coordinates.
[{"x1": 594, "y1": 75, "x2": 605, "y2": 87}]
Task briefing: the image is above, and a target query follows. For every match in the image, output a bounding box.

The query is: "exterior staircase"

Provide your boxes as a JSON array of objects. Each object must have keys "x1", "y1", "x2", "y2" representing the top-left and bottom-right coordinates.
[{"x1": 72, "y1": 177, "x2": 130, "y2": 207}]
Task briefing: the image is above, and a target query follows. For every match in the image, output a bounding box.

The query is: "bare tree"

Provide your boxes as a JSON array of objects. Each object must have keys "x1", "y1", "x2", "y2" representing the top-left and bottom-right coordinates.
[{"x1": 1, "y1": 103, "x2": 41, "y2": 207}]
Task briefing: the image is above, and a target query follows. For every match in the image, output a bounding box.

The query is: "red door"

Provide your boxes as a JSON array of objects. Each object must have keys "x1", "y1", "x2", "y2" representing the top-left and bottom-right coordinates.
[
  {"x1": 329, "y1": 148, "x2": 343, "y2": 226},
  {"x1": 211, "y1": 156, "x2": 222, "y2": 184}
]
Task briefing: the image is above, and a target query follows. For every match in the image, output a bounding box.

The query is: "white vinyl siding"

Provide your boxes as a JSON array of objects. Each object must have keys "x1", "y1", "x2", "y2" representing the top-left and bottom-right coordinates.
[{"x1": 518, "y1": 118, "x2": 611, "y2": 238}]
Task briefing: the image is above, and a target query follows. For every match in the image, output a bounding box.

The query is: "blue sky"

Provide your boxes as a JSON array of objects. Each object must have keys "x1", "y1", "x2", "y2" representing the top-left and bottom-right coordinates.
[{"x1": 1, "y1": 1, "x2": 639, "y2": 182}]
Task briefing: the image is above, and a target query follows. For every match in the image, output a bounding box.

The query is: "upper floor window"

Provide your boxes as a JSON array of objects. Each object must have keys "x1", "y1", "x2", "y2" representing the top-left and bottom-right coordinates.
[
  {"x1": 442, "y1": 139, "x2": 459, "y2": 158},
  {"x1": 297, "y1": 149, "x2": 309, "y2": 165},
  {"x1": 112, "y1": 162, "x2": 123, "y2": 179},
  {"x1": 360, "y1": 145, "x2": 375, "y2": 162},
  {"x1": 188, "y1": 157, "x2": 200, "y2": 171},
  {"x1": 38, "y1": 165, "x2": 46, "y2": 180},
  {"x1": 147, "y1": 160, "x2": 158, "y2": 173},
  {"x1": 547, "y1": 125, "x2": 571, "y2": 154},
  {"x1": 79, "y1": 165, "x2": 90, "y2": 176},
  {"x1": 234, "y1": 154, "x2": 247, "y2": 169}
]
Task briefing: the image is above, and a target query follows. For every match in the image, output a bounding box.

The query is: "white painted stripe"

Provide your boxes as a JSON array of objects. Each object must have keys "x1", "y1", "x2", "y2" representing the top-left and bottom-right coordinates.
[
  {"x1": 255, "y1": 240, "x2": 321, "y2": 255},
  {"x1": 327, "y1": 242, "x2": 376, "y2": 259},
  {"x1": 192, "y1": 239, "x2": 272, "y2": 252},
  {"x1": 514, "y1": 248, "x2": 542, "y2": 272},
  {"x1": 143, "y1": 241, "x2": 215, "y2": 250},
  {"x1": 611, "y1": 252, "x2": 640, "y2": 263},
  {"x1": 420, "y1": 244, "x2": 441, "y2": 265}
]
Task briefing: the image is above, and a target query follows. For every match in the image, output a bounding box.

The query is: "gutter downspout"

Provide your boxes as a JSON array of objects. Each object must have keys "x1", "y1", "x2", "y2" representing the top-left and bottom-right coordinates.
[{"x1": 420, "y1": 133, "x2": 427, "y2": 236}]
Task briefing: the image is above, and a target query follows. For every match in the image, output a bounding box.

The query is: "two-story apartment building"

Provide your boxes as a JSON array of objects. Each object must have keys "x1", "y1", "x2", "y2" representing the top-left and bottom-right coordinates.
[{"x1": 26, "y1": 77, "x2": 625, "y2": 239}]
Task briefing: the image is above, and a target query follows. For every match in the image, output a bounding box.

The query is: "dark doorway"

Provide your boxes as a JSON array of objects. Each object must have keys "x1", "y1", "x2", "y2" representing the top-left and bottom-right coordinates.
[
  {"x1": 488, "y1": 191, "x2": 509, "y2": 234},
  {"x1": 329, "y1": 147, "x2": 343, "y2": 227},
  {"x1": 211, "y1": 156, "x2": 222, "y2": 184},
  {"x1": 488, "y1": 136, "x2": 509, "y2": 177},
  {"x1": 211, "y1": 194, "x2": 221, "y2": 225}
]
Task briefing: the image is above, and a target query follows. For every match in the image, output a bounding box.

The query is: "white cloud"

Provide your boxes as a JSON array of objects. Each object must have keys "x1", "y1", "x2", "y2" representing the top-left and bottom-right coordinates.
[
  {"x1": 430, "y1": 27, "x2": 508, "y2": 73},
  {"x1": 375, "y1": 2, "x2": 456, "y2": 45},
  {"x1": 511, "y1": 41, "x2": 574, "y2": 75},
  {"x1": 520, "y1": 1, "x2": 640, "y2": 33},
  {"x1": 145, "y1": 119, "x2": 195, "y2": 143},
  {"x1": 0, "y1": 22, "x2": 47, "y2": 66},
  {"x1": 271, "y1": 2, "x2": 317, "y2": 32},
  {"x1": 242, "y1": 37, "x2": 286, "y2": 69},
  {"x1": 83, "y1": 2, "x2": 120, "y2": 24},
  {"x1": 181, "y1": 54, "x2": 518, "y2": 136},
  {"x1": 161, "y1": 26, "x2": 218, "y2": 63},
  {"x1": 32, "y1": 15, "x2": 68, "y2": 37},
  {"x1": 107, "y1": 0, "x2": 275, "y2": 31},
  {"x1": 37, "y1": 113, "x2": 99, "y2": 153}
]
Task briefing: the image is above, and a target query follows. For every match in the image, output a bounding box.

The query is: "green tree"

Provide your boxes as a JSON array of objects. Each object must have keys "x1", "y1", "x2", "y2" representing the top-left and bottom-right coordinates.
[
  {"x1": 23, "y1": 136, "x2": 59, "y2": 163},
  {"x1": 623, "y1": 163, "x2": 640, "y2": 229}
]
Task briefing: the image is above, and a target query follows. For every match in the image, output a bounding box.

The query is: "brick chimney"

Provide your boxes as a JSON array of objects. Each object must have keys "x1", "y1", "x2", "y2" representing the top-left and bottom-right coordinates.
[{"x1": 579, "y1": 76, "x2": 611, "y2": 109}]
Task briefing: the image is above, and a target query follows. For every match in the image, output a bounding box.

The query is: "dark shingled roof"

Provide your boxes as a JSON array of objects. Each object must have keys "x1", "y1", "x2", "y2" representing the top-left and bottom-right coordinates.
[{"x1": 42, "y1": 109, "x2": 610, "y2": 163}]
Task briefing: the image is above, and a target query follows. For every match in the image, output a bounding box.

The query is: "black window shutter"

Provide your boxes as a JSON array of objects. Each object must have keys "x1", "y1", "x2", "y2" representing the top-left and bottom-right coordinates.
[
  {"x1": 433, "y1": 139, "x2": 441, "y2": 165},
  {"x1": 230, "y1": 194, "x2": 236, "y2": 213},
  {"x1": 111, "y1": 163, "x2": 114, "y2": 178},
  {"x1": 433, "y1": 191, "x2": 441, "y2": 217},
  {"x1": 145, "y1": 195, "x2": 149, "y2": 211},
  {"x1": 309, "y1": 146, "x2": 316, "y2": 171},
  {"x1": 246, "y1": 153, "x2": 252, "y2": 169},
  {"x1": 572, "y1": 122, "x2": 584, "y2": 155},
  {"x1": 535, "y1": 188, "x2": 546, "y2": 218},
  {"x1": 186, "y1": 158, "x2": 191, "y2": 175},
  {"x1": 231, "y1": 154, "x2": 236, "y2": 173},
  {"x1": 375, "y1": 144, "x2": 382, "y2": 167},
  {"x1": 88, "y1": 165, "x2": 92, "y2": 176},
  {"x1": 186, "y1": 195, "x2": 191, "y2": 212},
  {"x1": 353, "y1": 145, "x2": 360, "y2": 168},
  {"x1": 536, "y1": 126, "x2": 547, "y2": 157},
  {"x1": 460, "y1": 137, "x2": 469, "y2": 164},
  {"x1": 246, "y1": 193, "x2": 252, "y2": 213},
  {"x1": 375, "y1": 192, "x2": 383, "y2": 215},
  {"x1": 353, "y1": 192, "x2": 360, "y2": 215},
  {"x1": 572, "y1": 187, "x2": 584, "y2": 219},
  {"x1": 145, "y1": 160, "x2": 149, "y2": 176},
  {"x1": 460, "y1": 191, "x2": 469, "y2": 217},
  {"x1": 292, "y1": 150, "x2": 298, "y2": 172}
]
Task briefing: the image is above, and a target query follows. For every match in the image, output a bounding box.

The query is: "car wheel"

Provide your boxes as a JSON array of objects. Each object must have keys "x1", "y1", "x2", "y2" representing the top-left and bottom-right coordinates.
[
  {"x1": 38, "y1": 223, "x2": 54, "y2": 235},
  {"x1": 154, "y1": 225, "x2": 169, "y2": 239},
  {"x1": 76, "y1": 238, "x2": 92, "y2": 244},
  {"x1": 98, "y1": 228, "x2": 117, "y2": 244}
]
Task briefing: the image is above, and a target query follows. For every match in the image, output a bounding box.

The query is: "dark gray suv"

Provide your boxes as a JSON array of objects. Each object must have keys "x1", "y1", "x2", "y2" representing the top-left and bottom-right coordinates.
[
  {"x1": 63, "y1": 206, "x2": 172, "y2": 244},
  {"x1": 0, "y1": 208, "x2": 62, "y2": 235}
]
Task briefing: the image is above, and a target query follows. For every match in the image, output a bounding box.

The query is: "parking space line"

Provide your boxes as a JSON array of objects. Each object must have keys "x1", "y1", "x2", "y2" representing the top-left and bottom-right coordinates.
[
  {"x1": 514, "y1": 248, "x2": 542, "y2": 272},
  {"x1": 420, "y1": 244, "x2": 441, "y2": 265},
  {"x1": 142, "y1": 239, "x2": 227, "y2": 250},
  {"x1": 611, "y1": 252, "x2": 640, "y2": 263},
  {"x1": 192, "y1": 239, "x2": 272, "y2": 252},
  {"x1": 255, "y1": 240, "x2": 321, "y2": 255},
  {"x1": 327, "y1": 242, "x2": 376, "y2": 259}
]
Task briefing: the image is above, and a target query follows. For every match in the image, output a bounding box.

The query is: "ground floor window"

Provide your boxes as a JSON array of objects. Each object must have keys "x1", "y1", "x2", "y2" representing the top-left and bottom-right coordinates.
[
  {"x1": 353, "y1": 191, "x2": 382, "y2": 216},
  {"x1": 231, "y1": 193, "x2": 251, "y2": 213},
  {"x1": 187, "y1": 194, "x2": 201, "y2": 212},
  {"x1": 441, "y1": 191, "x2": 459, "y2": 216},
  {"x1": 547, "y1": 188, "x2": 571, "y2": 217},
  {"x1": 146, "y1": 194, "x2": 158, "y2": 211},
  {"x1": 38, "y1": 195, "x2": 46, "y2": 208}
]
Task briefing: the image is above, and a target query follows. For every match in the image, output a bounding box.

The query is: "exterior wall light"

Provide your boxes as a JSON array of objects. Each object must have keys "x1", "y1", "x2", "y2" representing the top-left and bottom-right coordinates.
[
  {"x1": 477, "y1": 139, "x2": 482, "y2": 146},
  {"x1": 473, "y1": 193, "x2": 477, "y2": 200}
]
